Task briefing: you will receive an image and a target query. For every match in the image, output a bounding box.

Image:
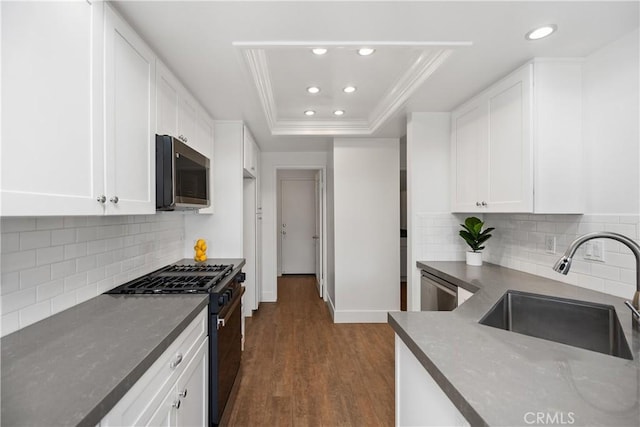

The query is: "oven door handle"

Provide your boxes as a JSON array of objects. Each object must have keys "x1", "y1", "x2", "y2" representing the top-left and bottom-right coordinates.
[{"x1": 217, "y1": 287, "x2": 245, "y2": 329}]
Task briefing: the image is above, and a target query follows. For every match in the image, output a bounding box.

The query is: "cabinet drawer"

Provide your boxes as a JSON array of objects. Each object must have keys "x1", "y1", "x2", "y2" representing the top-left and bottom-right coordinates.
[{"x1": 100, "y1": 308, "x2": 207, "y2": 426}]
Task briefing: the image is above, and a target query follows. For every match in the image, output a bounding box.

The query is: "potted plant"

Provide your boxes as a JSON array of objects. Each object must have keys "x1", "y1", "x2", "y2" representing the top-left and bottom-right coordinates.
[{"x1": 459, "y1": 216, "x2": 494, "y2": 266}]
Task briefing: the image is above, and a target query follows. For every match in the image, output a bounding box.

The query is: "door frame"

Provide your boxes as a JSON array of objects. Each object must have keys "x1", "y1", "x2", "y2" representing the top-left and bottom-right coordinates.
[{"x1": 275, "y1": 166, "x2": 327, "y2": 301}]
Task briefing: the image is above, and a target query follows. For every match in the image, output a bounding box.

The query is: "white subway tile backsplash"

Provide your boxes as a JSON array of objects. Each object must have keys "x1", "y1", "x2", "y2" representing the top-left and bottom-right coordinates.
[
  {"x1": 1, "y1": 312, "x2": 20, "y2": 336},
  {"x1": 36, "y1": 217, "x2": 64, "y2": 230},
  {"x1": 19, "y1": 265, "x2": 51, "y2": 289},
  {"x1": 51, "y1": 229, "x2": 76, "y2": 246},
  {"x1": 36, "y1": 279, "x2": 64, "y2": 301},
  {"x1": 1, "y1": 217, "x2": 36, "y2": 232},
  {"x1": 1, "y1": 214, "x2": 185, "y2": 336},
  {"x1": 64, "y1": 242, "x2": 87, "y2": 260},
  {"x1": 416, "y1": 212, "x2": 640, "y2": 302},
  {"x1": 1, "y1": 272, "x2": 20, "y2": 295},
  {"x1": 2, "y1": 233, "x2": 20, "y2": 253},
  {"x1": 1, "y1": 251, "x2": 36, "y2": 274},
  {"x1": 19, "y1": 230, "x2": 51, "y2": 250},
  {"x1": 1, "y1": 288, "x2": 36, "y2": 313},
  {"x1": 19, "y1": 301, "x2": 51, "y2": 326},
  {"x1": 36, "y1": 246, "x2": 64, "y2": 266},
  {"x1": 51, "y1": 292, "x2": 77, "y2": 315}
]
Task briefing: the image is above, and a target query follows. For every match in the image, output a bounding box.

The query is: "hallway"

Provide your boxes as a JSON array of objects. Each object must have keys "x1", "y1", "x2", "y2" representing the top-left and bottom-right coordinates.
[{"x1": 220, "y1": 275, "x2": 395, "y2": 426}]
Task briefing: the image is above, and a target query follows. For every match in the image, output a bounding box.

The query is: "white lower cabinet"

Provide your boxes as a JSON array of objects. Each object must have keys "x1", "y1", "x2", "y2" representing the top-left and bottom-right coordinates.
[
  {"x1": 100, "y1": 309, "x2": 208, "y2": 427},
  {"x1": 396, "y1": 335, "x2": 469, "y2": 427}
]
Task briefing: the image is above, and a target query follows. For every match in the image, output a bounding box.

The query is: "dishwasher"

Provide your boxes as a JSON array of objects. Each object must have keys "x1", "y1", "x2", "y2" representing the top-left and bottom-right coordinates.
[{"x1": 420, "y1": 271, "x2": 458, "y2": 311}]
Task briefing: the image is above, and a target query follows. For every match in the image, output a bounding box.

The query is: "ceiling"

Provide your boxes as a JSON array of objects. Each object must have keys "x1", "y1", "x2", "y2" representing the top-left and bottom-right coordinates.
[{"x1": 112, "y1": 1, "x2": 639, "y2": 152}]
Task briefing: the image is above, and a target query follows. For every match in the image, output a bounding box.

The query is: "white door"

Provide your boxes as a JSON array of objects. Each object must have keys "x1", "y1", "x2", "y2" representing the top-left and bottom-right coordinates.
[
  {"x1": 281, "y1": 179, "x2": 316, "y2": 274},
  {"x1": 314, "y1": 172, "x2": 323, "y2": 297}
]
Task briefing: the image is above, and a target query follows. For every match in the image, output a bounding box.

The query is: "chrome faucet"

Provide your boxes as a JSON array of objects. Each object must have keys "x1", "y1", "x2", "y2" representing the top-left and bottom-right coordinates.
[{"x1": 553, "y1": 231, "x2": 640, "y2": 322}]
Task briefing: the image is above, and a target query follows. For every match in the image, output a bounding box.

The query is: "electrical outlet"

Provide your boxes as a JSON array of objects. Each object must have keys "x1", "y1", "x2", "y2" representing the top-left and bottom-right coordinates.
[{"x1": 545, "y1": 235, "x2": 556, "y2": 254}]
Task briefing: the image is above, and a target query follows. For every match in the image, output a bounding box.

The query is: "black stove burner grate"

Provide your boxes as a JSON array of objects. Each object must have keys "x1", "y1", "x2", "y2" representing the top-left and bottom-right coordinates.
[
  {"x1": 108, "y1": 263, "x2": 234, "y2": 294},
  {"x1": 156, "y1": 264, "x2": 232, "y2": 275}
]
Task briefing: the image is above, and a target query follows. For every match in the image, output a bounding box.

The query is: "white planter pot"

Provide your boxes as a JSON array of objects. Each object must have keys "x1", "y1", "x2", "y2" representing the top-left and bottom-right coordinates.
[{"x1": 466, "y1": 251, "x2": 483, "y2": 266}]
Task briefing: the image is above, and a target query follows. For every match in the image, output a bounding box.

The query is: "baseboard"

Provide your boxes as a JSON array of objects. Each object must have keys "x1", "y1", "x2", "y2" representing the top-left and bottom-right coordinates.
[
  {"x1": 332, "y1": 309, "x2": 390, "y2": 323},
  {"x1": 326, "y1": 295, "x2": 336, "y2": 321},
  {"x1": 261, "y1": 290, "x2": 276, "y2": 303}
]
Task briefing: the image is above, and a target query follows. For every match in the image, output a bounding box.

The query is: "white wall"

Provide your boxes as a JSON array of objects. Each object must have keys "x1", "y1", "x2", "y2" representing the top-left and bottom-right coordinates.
[
  {"x1": 1, "y1": 214, "x2": 185, "y2": 336},
  {"x1": 406, "y1": 113, "x2": 457, "y2": 310},
  {"x1": 184, "y1": 121, "x2": 244, "y2": 258},
  {"x1": 332, "y1": 138, "x2": 400, "y2": 322},
  {"x1": 260, "y1": 151, "x2": 328, "y2": 302},
  {"x1": 583, "y1": 28, "x2": 640, "y2": 214},
  {"x1": 326, "y1": 148, "x2": 336, "y2": 314}
]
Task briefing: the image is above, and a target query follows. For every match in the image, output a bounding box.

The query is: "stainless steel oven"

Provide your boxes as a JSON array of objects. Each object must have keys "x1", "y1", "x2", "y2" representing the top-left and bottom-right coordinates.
[{"x1": 420, "y1": 271, "x2": 458, "y2": 311}]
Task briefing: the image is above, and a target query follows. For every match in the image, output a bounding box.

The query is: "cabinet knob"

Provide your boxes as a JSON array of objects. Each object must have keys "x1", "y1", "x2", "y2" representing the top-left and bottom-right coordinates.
[
  {"x1": 172, "y1": 399, "x2": 181, "y2": 409},
  {"x1": 481, "y1": 201, "x2": 487, "y2": 207},
  {"x1": 178, "y1": 388, "x2": 188, "y2": 398},
  {"x1": 169, "y1": 353, "x2": 183, "y2": 369},
  {"x1": 97, "y1": 195, "x2": 106, "y2": 204},
  {"x1": 179, "y1": 135, "x2": 188, "y2": 143},
  {"x1": 110, "y1": 196, "x2": 119, "y2": 204}
]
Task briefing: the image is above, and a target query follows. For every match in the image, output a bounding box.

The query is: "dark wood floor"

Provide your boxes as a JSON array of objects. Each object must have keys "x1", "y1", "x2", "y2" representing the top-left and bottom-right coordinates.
[{"x1": 220, "y1": 275, "x2": 395, "y2": 426}]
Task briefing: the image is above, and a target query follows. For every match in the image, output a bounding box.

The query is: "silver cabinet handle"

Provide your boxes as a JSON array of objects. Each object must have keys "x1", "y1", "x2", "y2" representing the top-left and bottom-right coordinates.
[
  {"x1": 110, "y1": 196, "x2": 119, "y2": 204},
  {"x1": 97, "y1": 195, "x2": 106, "y2": 203},
  {"x1": 178, "y1": 135, "x2": 188, "y2": 143},
  {"x1": 172, "y1": 399, "x2": 181, "y2": 409},
  {"x1": 169, "y1": 353, "x2": 183, "y2": 369},
  {"x1": 476, "y1": 201, "x2": 481, "y2": 207},
  {"x1": 178, "y1": 389, "x2": 188, "y2": 398}
]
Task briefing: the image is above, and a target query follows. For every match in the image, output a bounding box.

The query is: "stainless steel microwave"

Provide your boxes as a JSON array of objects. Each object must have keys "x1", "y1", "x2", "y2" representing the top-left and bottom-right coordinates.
[{"x1": 156, "y1": 135, "x2": 210, "y2": 211}]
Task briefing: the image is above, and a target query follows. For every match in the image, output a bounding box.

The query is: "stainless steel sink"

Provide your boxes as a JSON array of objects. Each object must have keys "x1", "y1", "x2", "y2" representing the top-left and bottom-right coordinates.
[{"x1": 479, "y1": 291, "x2": 633, "y2": 360}]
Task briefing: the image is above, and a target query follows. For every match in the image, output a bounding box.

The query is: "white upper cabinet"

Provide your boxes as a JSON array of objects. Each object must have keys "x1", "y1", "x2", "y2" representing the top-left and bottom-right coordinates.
[
  {"x1": 156, "y1": 61, "x2": 213, "y2": 159},
  {"x1": 156, "y1": 62, "x2": 180, "y2": 138},
  {"x1": 243, "y1": 126, "x2": 259, "y2": 178},
  {"x1": 1, "y1": 2, "x2": 157, "y2": 216},
  {"x1": 103, "y1": 5, "x2": 156, "y2": 215},
  {"x1": 1, "y1": 0, "x2": 104, "y2": 216},
  {"x1": 451, "y1": 59, "x2": 583, "y2": 214}
]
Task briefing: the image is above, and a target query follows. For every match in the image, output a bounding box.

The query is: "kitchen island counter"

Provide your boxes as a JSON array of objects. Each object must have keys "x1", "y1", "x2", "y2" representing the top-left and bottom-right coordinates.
[
  {"x1": 0, "y1": 258, "x2": 245, "y2": 427},
  {"x1": 389, "y1": 261, "x2": 640, "y2": 426}
]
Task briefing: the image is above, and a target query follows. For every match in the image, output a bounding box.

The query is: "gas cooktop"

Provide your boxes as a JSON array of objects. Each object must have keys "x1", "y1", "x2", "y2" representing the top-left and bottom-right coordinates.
[{"x1": 107, "y1": 263, "x2": 234, "y2": 294}]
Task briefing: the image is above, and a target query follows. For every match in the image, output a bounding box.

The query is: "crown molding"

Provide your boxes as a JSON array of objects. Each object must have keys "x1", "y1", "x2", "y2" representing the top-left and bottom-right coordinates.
[
  {"x1": 368, "y1": 49, "x2": 453, "y2": 133},
  {"x1": 239, "y1": 43, "x2": 462, "y2": 136},
  {"x1": 242, "y1": 49, "x2": 278, "y2": 129}
]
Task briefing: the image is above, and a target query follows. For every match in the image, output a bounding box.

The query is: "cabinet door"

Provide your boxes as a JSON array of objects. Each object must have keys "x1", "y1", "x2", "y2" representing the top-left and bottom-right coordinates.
[
  {"x1": 156, "y1": 62, "x2": 179, "y2": 137},
  {"x1": 451, "y1": 101, "x2": 487, "y2": 212},
  {"x1": 485, "y1": 65, "x2": 533, "y2": 212},
  {"x1": 178, "y1": 95, "x2": 198, "y2": 148},
  {"x1": 104, "y1": 5, "x2": 156, "y2": 215},
  {"x1": 146, "y1": 385, "x2": 178, "y2": 427},
  {"x1": 175, "y1": 340, "x2": 208, "y2": 427},
  {"x1": 1, "y1": 0, "x2": 104, "y2": 216},
  {"x1": 243, "y1": 127, "x2": 256, "y2": 177}
]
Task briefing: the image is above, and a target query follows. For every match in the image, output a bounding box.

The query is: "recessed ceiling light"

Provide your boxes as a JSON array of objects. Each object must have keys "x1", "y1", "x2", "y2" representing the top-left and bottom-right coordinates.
[
  {"x1": 525, "y1": 25, "x2": 557, "y2": 40},
  {"x1": 304, "y1": 110, "x2": 315, "y2": 116},
  {"x1": 307, "y1": 86, "x2": 320, "y2": 94},
  {"x1": 358, "y1": 48, "x2": 375, "y2": 56},
  {"x1": 312, "y1": 48, "x2": 327, "y2": 55},
  {"x1": 343, "y1": 86, "x2": 357, "y2": 93},
  {"x1": 333, "y1": 110, "x2": 345, "y2": 116}
]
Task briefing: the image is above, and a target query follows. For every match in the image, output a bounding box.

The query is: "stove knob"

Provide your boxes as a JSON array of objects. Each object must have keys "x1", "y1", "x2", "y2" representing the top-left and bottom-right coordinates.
[{"x1": 218, "y1": 295, "x2": 226, "y2": 306}]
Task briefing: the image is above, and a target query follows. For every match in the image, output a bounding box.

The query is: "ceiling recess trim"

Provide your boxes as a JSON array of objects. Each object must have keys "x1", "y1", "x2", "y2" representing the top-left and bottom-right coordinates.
[{"x1": 237, "y1": 41, "x2": 470, "y2": 136}]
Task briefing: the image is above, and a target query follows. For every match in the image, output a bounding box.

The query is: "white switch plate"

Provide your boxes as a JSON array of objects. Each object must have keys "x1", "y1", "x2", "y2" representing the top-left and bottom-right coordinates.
[
  {"x1": 584, "y1": 240, "x2": 605, "y2": 262},
  {"x1": 545, "y1": 235, "x2": 556, "y2": 254}
]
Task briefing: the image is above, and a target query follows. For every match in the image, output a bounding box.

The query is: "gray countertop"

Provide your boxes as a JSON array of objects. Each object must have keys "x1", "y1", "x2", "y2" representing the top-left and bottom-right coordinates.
[
  {"x1": 1, "y1": 258, "x2": 245, "y2": 427},
  {"x1": 389, "y1": 261, "x2": 640, "y2": 427}
]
